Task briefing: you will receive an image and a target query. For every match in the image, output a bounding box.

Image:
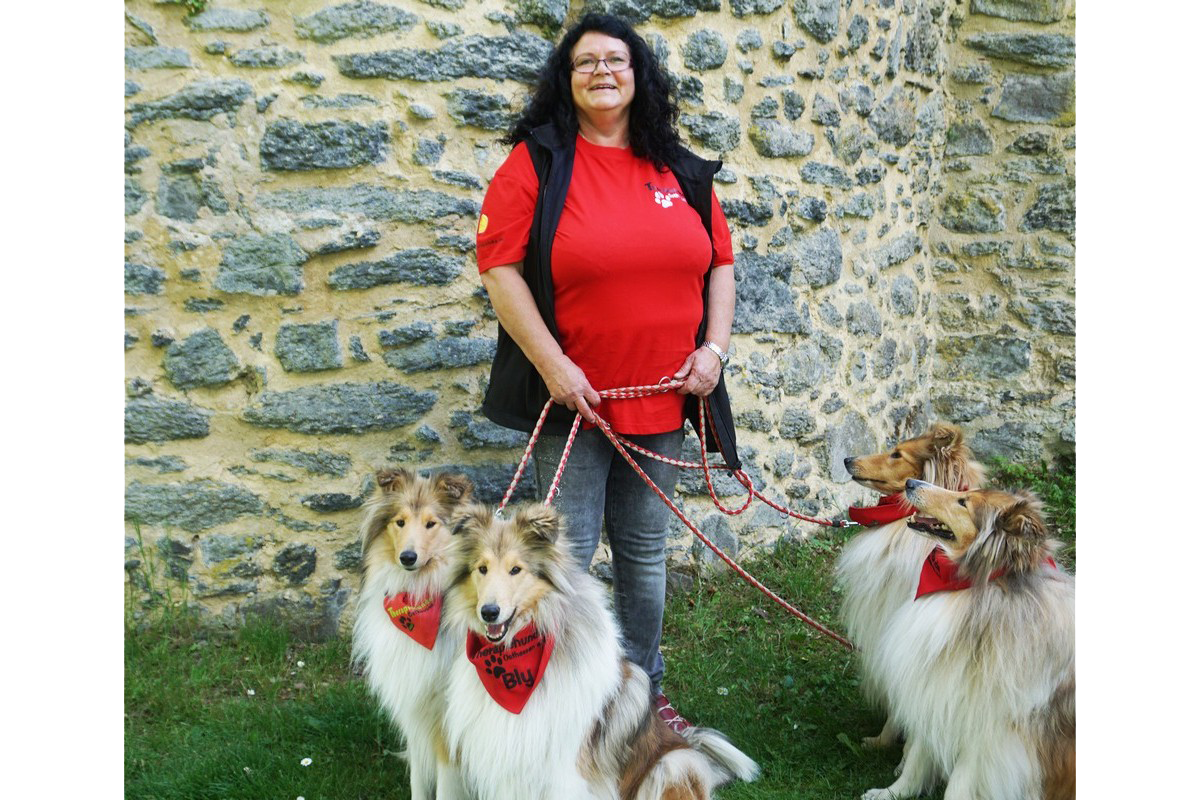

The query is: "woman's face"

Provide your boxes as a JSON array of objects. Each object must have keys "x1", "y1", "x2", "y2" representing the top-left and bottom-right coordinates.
[{"x1": 569, "y1": 32, "x2": 635, "y2": 124}]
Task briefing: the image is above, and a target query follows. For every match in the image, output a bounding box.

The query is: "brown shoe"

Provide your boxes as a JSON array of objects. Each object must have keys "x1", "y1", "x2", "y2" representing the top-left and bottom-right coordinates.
[{"x1": 653, "y1": 692, "x2": 692, "y2": 734}]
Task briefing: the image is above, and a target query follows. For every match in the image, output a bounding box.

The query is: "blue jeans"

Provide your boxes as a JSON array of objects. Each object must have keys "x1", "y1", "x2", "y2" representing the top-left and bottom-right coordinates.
[{"x1": 532, "y1": 426, "x2": 683, "y2": 695}]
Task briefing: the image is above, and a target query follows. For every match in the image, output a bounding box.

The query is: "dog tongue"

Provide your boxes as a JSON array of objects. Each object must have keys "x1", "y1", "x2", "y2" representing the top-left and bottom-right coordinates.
[{"x1": 487, "y1": 623, "x2": 505, "y2": 639}]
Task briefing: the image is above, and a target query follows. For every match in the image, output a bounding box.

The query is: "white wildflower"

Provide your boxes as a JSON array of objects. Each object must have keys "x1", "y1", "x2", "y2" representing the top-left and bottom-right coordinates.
[
  {"x1": 246, "y1": 689, "x2": 255, "y2": 696},
  {"x1": 717, "y1": 686, "x2": 729, "y2": 696},
  {"x1": 301, "y1": 757, "x2": 313, "y2": 767}
]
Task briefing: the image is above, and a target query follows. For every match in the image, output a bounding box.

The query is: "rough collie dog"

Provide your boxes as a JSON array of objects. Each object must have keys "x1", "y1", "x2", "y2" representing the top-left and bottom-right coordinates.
[
  {"x1": 861, "y1": 480, "x2": 1074, "y2": 800},
  {"x1": 836, "y1": 423, "x2": 984, "y2": 748},
  {"x1": 443, "y1": 503, "x2": 758, "y2": 800},
  {"x1": 351, "y1": 468, "x2": 475, "y2": 800}
]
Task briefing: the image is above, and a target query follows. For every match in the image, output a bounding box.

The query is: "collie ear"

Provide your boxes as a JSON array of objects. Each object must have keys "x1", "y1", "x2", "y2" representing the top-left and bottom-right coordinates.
[
  {"x1": 929, "y1": 423, "x2": 963, "y2": 451},
  {"x1": 434, "y1": 472, "x2": 475, "y2": 505},
  {"x1": 997, "y1": 494, "x2": 1048, "y2": 542},
  {"x1": 514, "y1": 504, "x2": 560, "y2": 543},
  {"x1": 451, "y1": 504, "x2": 493, "y2": 537},
  {"x1": 376, "y1": 468, "x2": 414, "y2": 492}
]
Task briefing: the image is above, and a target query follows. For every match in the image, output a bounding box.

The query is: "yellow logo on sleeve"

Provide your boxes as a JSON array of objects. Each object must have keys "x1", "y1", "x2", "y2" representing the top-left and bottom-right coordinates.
[{"x1": 478, "y1": 214, "x2": 489, "y2": 234}]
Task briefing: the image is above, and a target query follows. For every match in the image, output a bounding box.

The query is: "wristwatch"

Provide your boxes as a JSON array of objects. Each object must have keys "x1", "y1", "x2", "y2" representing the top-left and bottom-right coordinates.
[{"x1": 702, "y1": 340, "x2": 730, "y2": 367}]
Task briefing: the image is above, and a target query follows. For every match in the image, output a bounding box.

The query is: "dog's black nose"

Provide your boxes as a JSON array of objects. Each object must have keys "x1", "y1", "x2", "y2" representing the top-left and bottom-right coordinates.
[
  {"x1": 843, "y1": 456, "x2": 854, "y2": 469},
  {"x1": 399, "y1": 550, "x2": 418, "y2": 567},
  {"x1": 905, "y1": 479, "x2": 921, "y2": 491},
  {"x1": 480, "y1": 604, "x2": 500, "y2": 622}
]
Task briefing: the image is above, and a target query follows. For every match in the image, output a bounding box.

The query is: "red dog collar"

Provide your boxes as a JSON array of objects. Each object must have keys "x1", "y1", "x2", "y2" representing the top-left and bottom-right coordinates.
[
  {"x1": 383, "y1": 592, "x2": 442, "y2": 650},
  {"x1": 848, "y1": 493, "x2": 912, "y2": 526},
  {"x1": 465, "y1": 624, "x2": 554, "y2": 714},
  {"x1": 915, "y1": 549, "x2": 1057, "y2": 599}
]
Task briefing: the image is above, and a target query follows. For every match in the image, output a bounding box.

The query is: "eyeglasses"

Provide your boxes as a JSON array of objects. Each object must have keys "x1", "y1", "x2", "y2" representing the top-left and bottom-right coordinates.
[{"x1": 571, "y1": 54, "x2": 632, "y2": 73}]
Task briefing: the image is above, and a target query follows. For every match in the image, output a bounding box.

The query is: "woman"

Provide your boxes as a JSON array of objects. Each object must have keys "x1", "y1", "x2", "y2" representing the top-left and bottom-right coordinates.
[{"x1": 475, "y1": 12, "x2": 739, "y2": 733}]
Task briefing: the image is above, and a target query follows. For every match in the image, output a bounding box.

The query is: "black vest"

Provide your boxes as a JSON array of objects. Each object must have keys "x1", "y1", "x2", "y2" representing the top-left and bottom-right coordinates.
[{"x1": 480, "y1": 124, "x2": 741, "y2": 470}]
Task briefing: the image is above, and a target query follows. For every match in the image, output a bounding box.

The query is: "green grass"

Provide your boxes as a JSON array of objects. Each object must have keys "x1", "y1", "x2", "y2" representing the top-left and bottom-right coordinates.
[{"x1": 126, "y1": 462, "x2": 1076, "y2": 800}]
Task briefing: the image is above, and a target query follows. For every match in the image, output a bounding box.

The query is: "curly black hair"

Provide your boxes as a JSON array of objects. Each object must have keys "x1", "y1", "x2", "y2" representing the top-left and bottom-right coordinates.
[{"x1": 502, "y1": 12, "x2": 682, "y2": 171}]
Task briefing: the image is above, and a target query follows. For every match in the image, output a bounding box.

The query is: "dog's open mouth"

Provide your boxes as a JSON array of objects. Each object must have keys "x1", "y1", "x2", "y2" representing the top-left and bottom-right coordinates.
[
  {"x1": 907, "y1": 516, "x2": 955, "y2": 539},
  {"x1": 484, "y1": 613, "x2": 514, "y2": 643}
]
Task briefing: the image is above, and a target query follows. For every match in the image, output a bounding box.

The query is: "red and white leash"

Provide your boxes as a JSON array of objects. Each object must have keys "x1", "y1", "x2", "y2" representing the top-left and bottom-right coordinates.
[{"x1": 495, "y1": 379, "x2": 856, "y2": 651}]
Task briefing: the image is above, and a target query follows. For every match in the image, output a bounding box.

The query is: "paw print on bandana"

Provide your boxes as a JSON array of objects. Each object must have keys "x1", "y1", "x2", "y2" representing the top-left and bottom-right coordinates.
[
  {"x1": 484, "y1": 655, "x2": 507, "y2": 678},
  {"x1": 397, "y1": 614, "x2": 414, "y2": 630}
]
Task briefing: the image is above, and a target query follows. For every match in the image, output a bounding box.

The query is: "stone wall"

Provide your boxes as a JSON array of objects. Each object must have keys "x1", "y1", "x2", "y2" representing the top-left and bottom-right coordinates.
[
  {"x1": 932, "y1": 0, "x2": 1075, "y2": 459},
  {"x1": 124, "y1": 0, "x2": 1074, "y2": 636}
]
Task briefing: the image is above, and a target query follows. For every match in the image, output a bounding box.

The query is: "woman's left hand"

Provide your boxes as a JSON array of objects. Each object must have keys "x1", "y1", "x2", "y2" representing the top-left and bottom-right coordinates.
[{"x1": 673, "y1": 346, "x2": 722, "y2": 397}]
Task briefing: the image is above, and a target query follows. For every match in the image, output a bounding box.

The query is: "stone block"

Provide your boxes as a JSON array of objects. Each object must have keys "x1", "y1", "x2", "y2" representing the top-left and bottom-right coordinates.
[
  {"x1": 970, "y1": 0, "x2": 1067, "y2": 24},
  {"x1": 1020, "y1": 182, "x2": 1074, "y2": 235},
  {"x1": 125, "y1": 46, "x2": 191, "y2": 70},
  {"x1": 445, "y1": 88, "x2": 515, "y2": 131},
  {"x1": 244, "y1": 382, "x2": 437, "y2": 434},
  {"x1": 964, "y1": 33, "x2": 1074, "y2": 67},
  {"x1": 250, "y1": 448, "x2": 352, "y2": 477},
  {"x1": 125, "y1": 396, "x2": 211, "y2": 444},
  {"x1": 328, "y1": 249, "x2": 463, "y2": 290},
  {"x1": 935, "y1": 335, "x2": 1031, "y2": 379},
  {"x1": 259, "y1": 185, "x2": 479, "y2": 223},
  {"x1": 733, "y1": 252, "x2": 809, "y2": 334},
  {"x1": 125, "y1": 480, "x2": 263, "y2": 532},
  {"x1": 825, "y1": 411, "x2": 875, "y2": 482},
  {"x1": 680, "y1": 112, "x2": 741, "y2": 152},
  {"x1": 945, "y1": 118, "x2": 994, "y2": 156},
  {"x1": 273, "y1": 543, "x2": 318, "y2": 585},
  {"x1": 229, "y1": 46, "x2": 303, "y2": 68},
  {"x1": 186, "y1": 8, "x2": 271, "y2": 32},
  {"x1": 125, "y1": 262, "x2": 165, "y2": 296},
  {"x1": 275, "y1": 321, "x2": 343, "y2": 372},
  {"x1": 683, "y1": 29, "x2": 728, "y2": 70},
  {"x1": 868, "y1": 88, "x2": 917, "y2": 147},
  {"x1": 793, "y1": 0, "x2": 840, "y2": 43},
  {"x1": 940, "y1": 186, "x2": 1006, "y2": 233},
  {"x1": 216, "y1": 234, "x2": 308, "y2": 296},
  {"x1": 748, "y1": 121, "x2": 815, "y2": 158},
  {"x1": 333, "y1": 32, "x2": 552, "y2": 84},
  {"x1": 126, "y1": 78, "x2": 252, "y2": 126},
  {"x1": 295, "y1": 1, "x2": 418, "y2": 42},
  {"x1": 163, "y1": 329, "x2": 240, "y2": 389},
  {"x1": 381, "y1": 337, "x2": 495, "y2": 372},
  {"x1": 260, "y1": 119, "x2": 389, "y2": 171},
  {"x1": 993, "y1": 72, "x2": 1074, "y2": 126},
  {"x1": 793, "y1": 227, "x2": 842, "y2": 287}
]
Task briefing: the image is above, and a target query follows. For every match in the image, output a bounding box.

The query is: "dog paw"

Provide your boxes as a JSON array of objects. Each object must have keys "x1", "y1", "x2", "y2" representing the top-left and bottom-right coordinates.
[
  {"x1": 862, "y1": 735, "x2": 885, "y2": 749},
  {"x1": 862, "y1": 790, "x2": 895, "y2": 800}
]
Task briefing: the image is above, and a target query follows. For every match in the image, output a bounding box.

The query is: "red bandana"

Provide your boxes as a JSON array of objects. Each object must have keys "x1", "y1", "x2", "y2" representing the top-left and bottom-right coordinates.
[
  {"x1": 383, "y1": 592, "x2": 443, "y2": 650},
  {"x1": 465, "y1": 624, "x2": 555, "y2": 714},
  {"x1": 915, "y1": 549, "x2": 1058, "y2": 599},
  {"x1": 848, "y1": 493, "x2": 912, "y2": 526}
]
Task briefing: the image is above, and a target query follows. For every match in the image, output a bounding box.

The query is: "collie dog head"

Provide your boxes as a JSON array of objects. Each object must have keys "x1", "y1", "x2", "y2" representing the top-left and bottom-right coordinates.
[
  {"x1": 844, "y1": 422, "x2": 984, "y2": 494},
  {"x1": 904, "y1": 479, "x2": 1054, "y2": 580},
  {"x1": 449, "y1": 504, "x2": 573, "y2": 646},
  {"x1": 360, "y1": 469, "x2": 474, "y2": 585}
]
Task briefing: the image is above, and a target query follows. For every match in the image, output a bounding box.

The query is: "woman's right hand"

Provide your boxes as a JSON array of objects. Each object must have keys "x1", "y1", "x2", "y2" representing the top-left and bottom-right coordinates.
[{"x1": 540, "y1": 353, "x2": 601, "y2": 424}]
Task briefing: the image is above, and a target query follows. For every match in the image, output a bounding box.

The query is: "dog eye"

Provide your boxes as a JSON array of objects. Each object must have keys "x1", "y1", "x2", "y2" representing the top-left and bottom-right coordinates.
[
  {"x1": 509, "y1": 566, "x2": 522, "y2": 576},
  {"x1": 478, "y1": 565, "x2": 487, "y2": 575},
  {"x1": 890, "y1": 452, "x2": 901, "y2": 459},
  {"x1": 425, "y1": 520, "x2": 436, "y2": 529},
  {"x1": 958, "y1": 498, "x2": 967, "y2": 507},
  {"x1": 395, "y1": 519, "x2": 405, "y2": 527}
]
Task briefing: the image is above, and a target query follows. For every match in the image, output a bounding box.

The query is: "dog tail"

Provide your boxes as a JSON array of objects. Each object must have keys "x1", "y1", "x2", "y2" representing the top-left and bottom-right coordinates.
[
  {"x1": 683, "y1": 726, "x2": 760, "y2": 785},
  {"x1": 634, "y1": 728, "x2": 758, "y2": 799}
]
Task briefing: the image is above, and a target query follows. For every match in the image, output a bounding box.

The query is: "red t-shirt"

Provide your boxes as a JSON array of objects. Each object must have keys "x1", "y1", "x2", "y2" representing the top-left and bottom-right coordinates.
[{"x1": 476, "y1": 135, "x2": 734, "y2": 434}]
